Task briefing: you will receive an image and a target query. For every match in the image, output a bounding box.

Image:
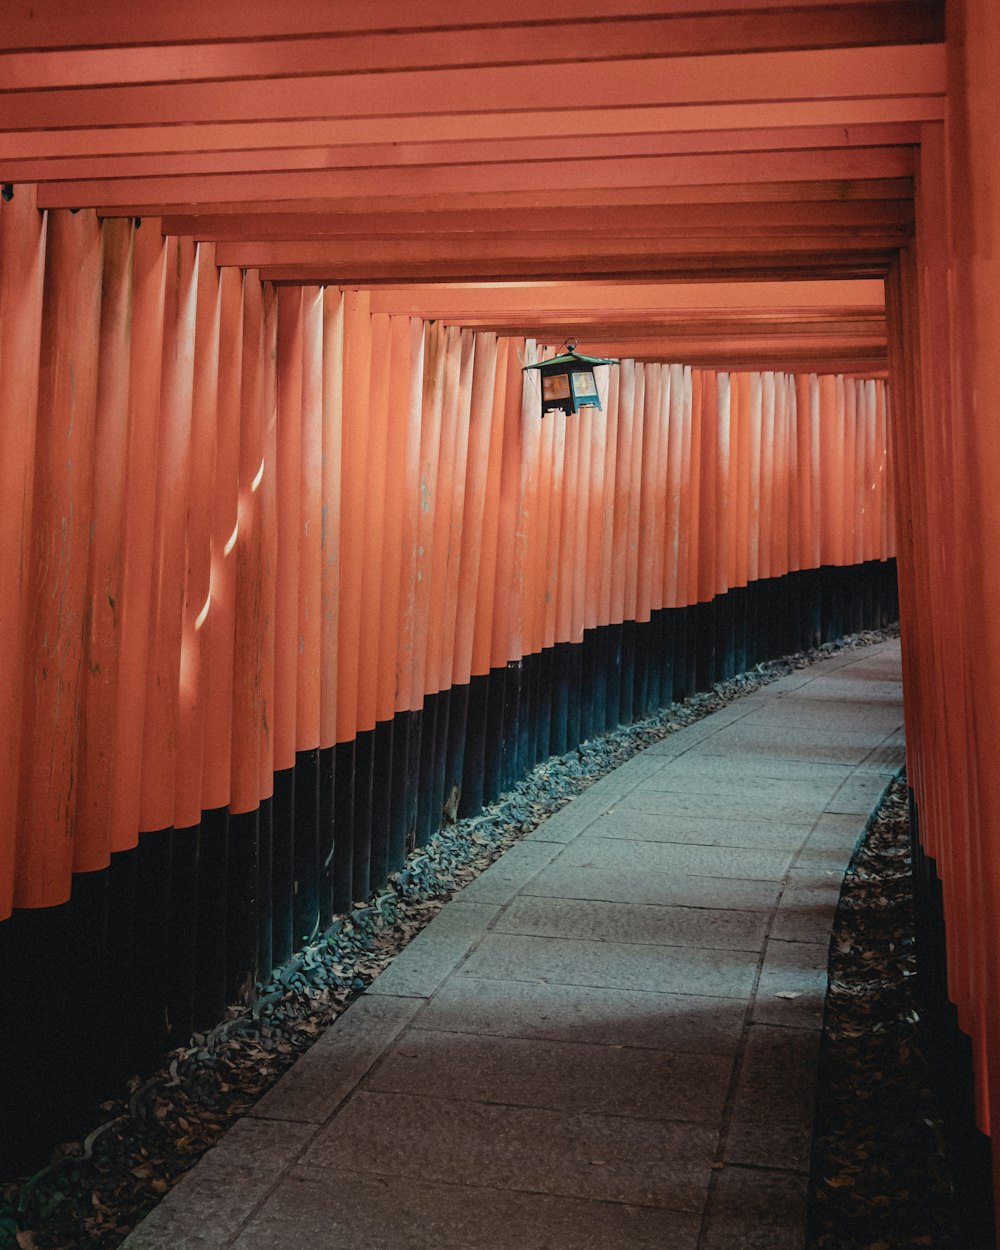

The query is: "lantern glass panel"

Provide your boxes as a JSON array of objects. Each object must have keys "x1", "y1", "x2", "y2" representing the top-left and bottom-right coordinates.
[
  {"x1": 543, "y1": 373, "x2": 572, "y2": 400},
  {"x1": 571, "y1": 370, "x2": 598, "y2": 403}
]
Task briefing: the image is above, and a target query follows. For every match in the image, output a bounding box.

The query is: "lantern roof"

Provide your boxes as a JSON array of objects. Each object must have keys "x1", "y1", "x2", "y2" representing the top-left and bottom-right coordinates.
[{"x1": 523, "y1": 349, "x2": 618, "y2": 373}]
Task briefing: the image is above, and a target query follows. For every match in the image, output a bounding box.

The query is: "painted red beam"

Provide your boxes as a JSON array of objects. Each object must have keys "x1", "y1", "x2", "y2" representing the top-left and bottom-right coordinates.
[
  {"x1": 564, "y1": 332, "x2": 888, "y2": 352},
  {"x1": 0, "y1": 99, "x2": 942, "y2": 164},
  {"x1": 214, "y1": 231, "x2": 910, "y2": 272},
  {"x1": 3, "y1": 46, "x2": 943, "y2": 133},
  {"x1": 460, "y1": 319, "x2": 887, "y2": 340},
  {"x1": 0, "y1": 6, "x2": 942, "y2": 91},
  {"x1": 365, "y1": 280, "x2": 886, "y2": 316},
  {"x1": 571, "y1": 340, "x2": 889, "y2": 365},
  {"x1": 87, "y1": 179, "x2": 915, "y2": 220},
  {"x1": 261, "y1": 255, "x2": 898, "y2": 282},
  {"x1": 37, "y1": 149, "x2": 918, "y2": 211},
  {"x1": 2, "y1": 124, "x2": 923, "y2": 187},
  {"x1": 158, "y1": 201, "x2": 914, "y2": 244},
  {"x1": 0, "y1": 0, "x2": 942, "y2": 51}
]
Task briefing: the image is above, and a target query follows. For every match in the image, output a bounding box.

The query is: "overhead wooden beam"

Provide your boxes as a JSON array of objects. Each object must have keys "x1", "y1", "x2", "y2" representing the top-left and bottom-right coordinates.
[
  {"x1": 462, "y1": 317, "x2": 887, "y2": 338},
  {"x1": 0, "y1": 123, "x2": 923, "y2": 187},
  {"x1": 0, "y1": 6, "x2": 942, "y2": 93},
  {"x1": 89, "y1": 179, "x2": 915, "y2": 221},
  {"x1": 0, "y1": 98, "x2": 942, "y2": 164},
  {"x1": 4, "y1": 45, "x2": 943, "y2": 133},
  {"x1": 0, "y1": 0, "x2": 943, "y2": 52},
  {"x1": 214, "y1": 231, "x2": 910, "y2": 272},
  {"x1": 158, "y1": 201, "x2": 913, "y2": 245},
  {"x1": 37, "y1": 148, "x2": 917, "y2": 211},
  {"x1": 261, "y1": 254, "x2": 897, "y2": 282},
  {"x1": 364, "y1": 280, "x2": 886, "y2": 316}
]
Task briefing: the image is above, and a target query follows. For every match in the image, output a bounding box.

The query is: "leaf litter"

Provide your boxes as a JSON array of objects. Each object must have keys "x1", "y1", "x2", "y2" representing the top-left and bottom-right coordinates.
[
  {"x1": 807, "y1": 772, "x2": 960, "y2": 1249},
  {"x1": 0, "y1": 629, "x2": 908, "y2": 1250}
]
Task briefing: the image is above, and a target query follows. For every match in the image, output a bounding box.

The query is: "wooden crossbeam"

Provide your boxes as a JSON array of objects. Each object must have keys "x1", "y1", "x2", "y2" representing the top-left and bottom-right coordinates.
[
  {"x1": 5, "y1": 46, "x2": 943, "y2": 135},
  {"x1": 0, "y1": 1, "x2": 943, "y2": 55}
]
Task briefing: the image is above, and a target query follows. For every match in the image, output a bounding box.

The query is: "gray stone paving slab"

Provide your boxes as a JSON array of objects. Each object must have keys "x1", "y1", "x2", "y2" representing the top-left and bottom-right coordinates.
[
  {"x1": 232, "y1": 1170, "x2": 703, "y2": 1250},
  {"x1": 457, "y1": 838, "x2": 563, "y2": 904},
  {"x1": 558, "y1": 834, "x2": 795, "y2": 881},
  {"x1": 494, "y1": 894, "x2": 768, "y2": 951},
  {"x1": 584, "y1": 809, "x2": 813, "y2": 849},
  {"x1": 121, "y1": 1117, "x2": 314, "y2": 1249},
  {"x1": 770, "y1": 867, "x2": 845, "y2": 945},
  {"x1": 857, "y1": 738, "x2": 906, "y2": 771},
  {"x1": 365, "y1": 1027, "x2": 734, "y2": 1121},
  {"x1": 654, "y1": 752, "x2": 854, "y2": 784},
  {"x1": 249, "y1": 995, "x2": 422, "y2": 1125},
  {"x1": 632, "y1": 769, "x2": 840, "y2": 802},
  {"x1": 739, "y1": 698, "x2": 901, "y2": 733},
  {"x1": 365, "y1": 899, "x2": 501, "y2": 999},
  {"x1": 412, "y1": 976, "x2": 748, "y2": 1055},
  {"x1": 724, "y1": 1025, "x2": 820, "y2": 1173},
  {"x1": 690, "y1": 724, "x2": 889, "y2": 766},
  {"x1": 807, "y1": 810, "x2": 871, "y2": 851},
  {"x1": 701, "y1": 1165, "x2": 809, "y2": 1250},
  {"x1": 752, "y1": 939, "x2": 830, "y2": 1029},
  {"x1": 781, "y1": 676, "x2": 903, "y2": 701},
  {"x1": 457, "y1": 932, "x2": 759, "y2": 998},
  {"x1": 826, "y1": 771, "x2": 894, "y2": 815},
  {"x1": 585, "y1": 753, "x2": 670, "y2": 789},
  {"x1": 522, "y1": 791, "x2": 609, "y2": 842},
  {"x1": 299, "y1": 1090, "x2": 719, "y2": 1212},
  {"x1": 523, "y1": 860, "x2": 784, "y2": 910},
  {"x1": 603, "y1": 793, "x2": 819, "y2": 829}
]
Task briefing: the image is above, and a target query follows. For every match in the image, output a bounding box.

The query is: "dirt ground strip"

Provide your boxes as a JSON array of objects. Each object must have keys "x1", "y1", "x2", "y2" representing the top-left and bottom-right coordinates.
[{"x1": 807, "y1": 774, "x2": 960, "y2": 1250}]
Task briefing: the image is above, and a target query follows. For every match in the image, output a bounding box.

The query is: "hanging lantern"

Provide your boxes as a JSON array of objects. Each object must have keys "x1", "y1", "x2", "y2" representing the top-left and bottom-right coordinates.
[{"x1": 523, "y1": 345, "x2": 617, "y2": 417}]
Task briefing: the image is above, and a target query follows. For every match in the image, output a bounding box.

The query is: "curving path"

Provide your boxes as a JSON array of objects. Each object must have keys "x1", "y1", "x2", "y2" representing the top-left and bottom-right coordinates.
[{"x1": 124, "y1": 640, "x2": 904, "y2": 1250}]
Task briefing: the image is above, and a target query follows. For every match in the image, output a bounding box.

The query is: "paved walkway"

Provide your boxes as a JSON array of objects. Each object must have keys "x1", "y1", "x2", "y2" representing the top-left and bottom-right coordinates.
[{"x1": 124, "y1": 641, "x2": 904, "y2": 1250}]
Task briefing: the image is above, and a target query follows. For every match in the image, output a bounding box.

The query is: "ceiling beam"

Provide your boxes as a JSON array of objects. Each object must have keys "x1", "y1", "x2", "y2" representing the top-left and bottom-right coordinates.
[
  {"x1": 0, "y1": 123, "x2": 922, "y2": 187},
  {"x1": 260, "y1": 254, "x2": 897, "y2": 282},
  {"x1": 364, "y1": 280, "x2": 886, "y2": 315},
  {"x1": 0, "y1": 0, "x2": 943, "y2": 52},
  {"x1": 0, "y1": 6, "x2": 942, "y2": 92},
  {"x1": 159, "y1": 201, "x2": 913, "y2": 244},
  {"x1": 36, "y1": 148, "x2": 917, "y2": 211},
  {"x1": 89, "y1": 179, "x2": 915, "y2": 220},
  {"x1": 0, "y1": 98, "x2": 942, "y2": 164},
  {"x1": 214, "y1": 231, "x2": 910, "y2": 270},
  {"x1": 3, "y1": 45, "x2": 943, "y2": 133}
]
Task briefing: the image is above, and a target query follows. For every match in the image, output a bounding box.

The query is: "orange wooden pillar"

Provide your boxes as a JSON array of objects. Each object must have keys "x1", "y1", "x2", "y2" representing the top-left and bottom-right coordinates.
[
  {"x1": 469, "y1": 336, "x2": 510, "y2": 805},
  {"x1": 289, "y1": 285, "x2": 324, "y2": 944},
  {"x1": 634, "y1": 364, "x2": 661, "y2": 713},
  {"x1": 16, "y1": 209, "x2": 103, "y2": 910},
  {"x1": 201, "y1": 265, "x2": 244, "y2": 821},
  {"x1": 138, "y1": 236, "x2": 196, "y2": 839},
  {"x1": 193, "y1": 261, "x2": 244, "y2": 1025},
  {"x1": 173, "y1": 244, "x2": 221, "y2": 837},
  {"x1": 74, "y1": 218, "x2": 134, "y2": 878},
  {"x1": 376, "y1": 314, "x2": 418, "y2": 863},
  {"x1": 317, "y1": 287, "x2": 344, "y2": 922},
  {"x1": 597, "y1": 360, "x2": 621, "y2": 728},
  {"x1": 227, "y1": 271, "x2": 270, "y2": 997},
  {"x1": 331, "y1": 289, "x2": 371, "y2": 908},
  {"x1": 0, "y1": 188, "x2": 46, "y2": 919}
]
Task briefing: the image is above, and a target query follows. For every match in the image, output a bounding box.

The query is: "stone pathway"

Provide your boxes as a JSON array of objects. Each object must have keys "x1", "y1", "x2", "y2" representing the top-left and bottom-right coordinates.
[{"x1": 123, "y1": 641, "x2": 904, "y2": 1250}]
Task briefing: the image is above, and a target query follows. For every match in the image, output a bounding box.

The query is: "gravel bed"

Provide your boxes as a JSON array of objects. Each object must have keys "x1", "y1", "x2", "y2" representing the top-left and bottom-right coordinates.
[
  {"x1": 1, "y1": 629, "x2": 897, "y2": 1250},
  {"x1": 807, "y1": 773, "x2": 959, "y2": 1249}
]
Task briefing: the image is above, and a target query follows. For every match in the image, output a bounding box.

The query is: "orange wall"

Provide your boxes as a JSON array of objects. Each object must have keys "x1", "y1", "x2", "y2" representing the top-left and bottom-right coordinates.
[{"x1": 0, "y1": 197, "x2": 895, "y2": 920}]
